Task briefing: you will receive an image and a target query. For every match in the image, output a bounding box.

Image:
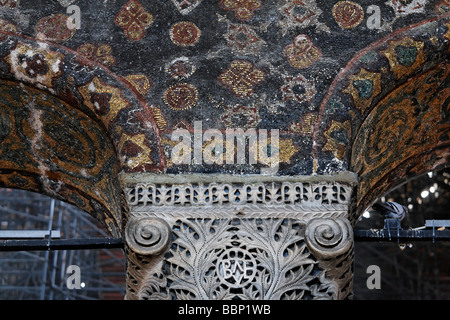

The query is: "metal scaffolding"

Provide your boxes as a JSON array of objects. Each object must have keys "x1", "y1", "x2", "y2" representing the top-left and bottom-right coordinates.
[
  {"x1": 0, "y1": 188, "x2": 126, "y2": 300},
  {"x1": 354, "y1": 240, "x2": 450, "y2": 300}
]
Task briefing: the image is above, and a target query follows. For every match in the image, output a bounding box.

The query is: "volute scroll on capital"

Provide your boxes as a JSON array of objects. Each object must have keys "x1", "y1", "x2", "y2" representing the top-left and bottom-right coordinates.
[
  {"x1": 305, "y1": 217, "x2": 353, "y2": 259},
  {"x1": 125, "y1": 216, "x2": 172, "y2": 256}
]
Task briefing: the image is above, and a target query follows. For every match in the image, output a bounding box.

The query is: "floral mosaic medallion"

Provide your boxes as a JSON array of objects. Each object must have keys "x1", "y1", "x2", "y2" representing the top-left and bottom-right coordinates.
[
  {"x1": 219, "y1": 0, "x2": 262, "y2": 21},
  {"x1": 76, "y1": 43, "x2": 115, "y2": 67},
  {"x1": 163, "y1": 83, "x2": 199, "y2": 111},
  {"x1": 35, "y1": 14, "x2": 76, "y2": 42},
  {"x1": 279, "y1": 0, "x2": 330, "y2": 34},
  {"x1": 0, "y1": 18, "x2": 18, "y2": 41},
  {"x1": 169, "y1": 21, "x2": 201, "y2": 47},
  {"x1": 284, "y1": 35, "x2": 321, "y2": 69},
  {"x1": 224, "y1": 23, "x2": 265, "y2": 54},
  {"x1": 332, "y1": 1, "x2": 364, "y2": 29},
  {"x1": 5, "y1": 42, "x2": 64, "y2": 89},
  {"x1": 165, "y1": 57, "x2": 197, "y2": 80},
  {"x1": 281, "y1": 74, "x2": 317, "y2": 105},
  {"x1": 217, "y1": 60, "x2": 265, "y2": 98},
  {"x1": 115, "y1": 0, "x2": 154, "y2": 41},
  {"x1": 0, "y1": 0, "x2": 18, "y2": 8}
]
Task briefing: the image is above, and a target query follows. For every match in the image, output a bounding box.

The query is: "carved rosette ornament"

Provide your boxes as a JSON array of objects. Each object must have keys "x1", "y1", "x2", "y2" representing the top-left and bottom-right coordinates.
[{"x1": 121, "y1": 174, "x2": 357, "y2": 300}]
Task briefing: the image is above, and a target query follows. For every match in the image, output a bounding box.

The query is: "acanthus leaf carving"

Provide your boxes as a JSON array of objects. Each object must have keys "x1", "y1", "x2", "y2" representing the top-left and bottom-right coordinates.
[{"x1": 133, "y1": 218, "x2": 348, "y2": 300}]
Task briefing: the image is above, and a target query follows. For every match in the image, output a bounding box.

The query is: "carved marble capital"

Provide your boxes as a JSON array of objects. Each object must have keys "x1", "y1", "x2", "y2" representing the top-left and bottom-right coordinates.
[{"x1": 120, "y1": 173, "x2": 357, "y2": 300}]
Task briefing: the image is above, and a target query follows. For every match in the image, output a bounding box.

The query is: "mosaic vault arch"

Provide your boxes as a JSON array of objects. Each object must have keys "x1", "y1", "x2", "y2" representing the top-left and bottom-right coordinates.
[
  {"x1": 0, "y1": 30, "x2": 166, "y2": 235},
  {"x1": 319, "y1": 16, "x2": 450, "y2": 178},
  {"x1": 0, "y1": 33, "x2": 166, "y2": 174},
  {"x1": 340, "y1": 16, "x2": 450, "y2": 221},
  {"x1": 350, "y1": 63, "x2": 449, "y2": 220},
  {"x1": 0, "y1": 79, "x2": 121, "y2": 235}
]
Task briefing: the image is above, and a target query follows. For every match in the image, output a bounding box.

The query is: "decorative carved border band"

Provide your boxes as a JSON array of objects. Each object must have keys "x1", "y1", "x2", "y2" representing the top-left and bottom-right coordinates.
[
  {"x1": 127, "y1": 181, "x2": 352, "y2": 206},
  {"x1": 123, "y1": 179, "x2": 354, "y2": 220}
]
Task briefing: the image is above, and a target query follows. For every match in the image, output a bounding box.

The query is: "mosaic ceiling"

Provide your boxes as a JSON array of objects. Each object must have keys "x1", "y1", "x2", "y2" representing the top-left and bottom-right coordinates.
[{"x1": 0, "y1": 0, "x2": 448, "y2": 223}]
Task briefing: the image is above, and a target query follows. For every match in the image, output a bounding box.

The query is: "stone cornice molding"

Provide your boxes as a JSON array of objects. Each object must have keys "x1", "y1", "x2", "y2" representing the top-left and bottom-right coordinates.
[{"x1": 121, "y1": 172, "x2": 358, "y2": 219}]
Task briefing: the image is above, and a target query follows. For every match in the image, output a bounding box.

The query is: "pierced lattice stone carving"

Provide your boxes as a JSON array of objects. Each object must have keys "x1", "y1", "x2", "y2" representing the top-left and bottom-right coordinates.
[
  {"x1": 127, "y1": 181, "x2": 352, "y2": 207},
  {"x1": 121, "y1": 177, "x2": 356, "y2": 300}
]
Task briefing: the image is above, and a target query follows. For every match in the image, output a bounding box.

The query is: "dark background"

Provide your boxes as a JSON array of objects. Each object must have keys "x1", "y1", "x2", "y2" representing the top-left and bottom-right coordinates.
[{"x1": 354, "y1": 168, "x2": 450, "y2": 299}]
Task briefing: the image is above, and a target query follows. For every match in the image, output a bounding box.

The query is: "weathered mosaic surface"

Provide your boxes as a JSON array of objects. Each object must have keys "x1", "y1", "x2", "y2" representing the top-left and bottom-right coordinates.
[
  {"x1": 351, "y1": 63, "x2": 449, "y2": 219},
  {"x1": 0, "y1": 1, "x2": 447, "y2": 177},
  {"x1": 0, "y1": 79, "x2": 121, "y2": 235},
  {"x1": 0, "y1": 1, "x2": 448, "y2": 223}
]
